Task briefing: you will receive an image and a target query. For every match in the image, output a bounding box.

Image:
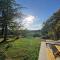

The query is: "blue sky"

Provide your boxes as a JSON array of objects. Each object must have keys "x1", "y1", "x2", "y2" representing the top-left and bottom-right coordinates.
[{"x1": 16, "y1": 0, "x2": 60, "y2": 30}]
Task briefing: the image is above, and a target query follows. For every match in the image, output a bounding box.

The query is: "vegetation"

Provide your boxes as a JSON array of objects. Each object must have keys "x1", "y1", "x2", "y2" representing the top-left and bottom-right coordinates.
[
  {"x1": 41, "y1": 9, "x2": 60, "y2": 40},
  {"x1": 0, "y1": 0, "x2": 60, "y2": 60},
  {"x1": 0, "y1": 0, "x2": 23, "y2": 42},
  {"x1": 0, "y1": 38, "x2": 41, "y2": 60},
  {"x1": 20, "y1": 30, "x2": 41, "y2": 38},
  {"x1": 0, "y1": 1, "x2": 41, "y2": 60}
]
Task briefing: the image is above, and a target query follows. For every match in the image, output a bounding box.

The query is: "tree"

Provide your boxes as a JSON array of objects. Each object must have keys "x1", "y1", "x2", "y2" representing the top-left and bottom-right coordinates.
[
  {"x1": 0, "y1": 0, "x2": 22, "y2": 42},
  {"x1": 41, "y1": 9, "x2": 60, "y2": 40}
]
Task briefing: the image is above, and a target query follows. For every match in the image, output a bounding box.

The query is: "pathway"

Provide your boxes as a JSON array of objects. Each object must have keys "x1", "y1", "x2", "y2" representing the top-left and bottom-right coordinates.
[{"x1": 38, "y1": 42, "x2": 47, "y2": 60}]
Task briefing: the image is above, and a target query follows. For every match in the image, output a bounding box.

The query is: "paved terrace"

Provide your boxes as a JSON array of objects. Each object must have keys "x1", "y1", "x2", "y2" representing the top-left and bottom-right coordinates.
[
  {"x1": 38, "y1": 42, "x2": 47, "y2": 60},
  {"x1": 38, "y1": 41, "x2": 60, "y2": 60}
]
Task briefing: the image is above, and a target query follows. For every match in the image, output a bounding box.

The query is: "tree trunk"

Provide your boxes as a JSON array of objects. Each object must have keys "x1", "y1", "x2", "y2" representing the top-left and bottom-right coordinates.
[
  {"x1": 0, "y1": 24, "x2": 7, "y2": 43},
  {"x1": 4, "y1": 24, "x2": 7, "y2": 42},
  {"x1": 1, "y1": 24, "x2": 4, "y2": 38},
  {"x1": 54, "y1": 31, "x2": 58, "y2": 40}
]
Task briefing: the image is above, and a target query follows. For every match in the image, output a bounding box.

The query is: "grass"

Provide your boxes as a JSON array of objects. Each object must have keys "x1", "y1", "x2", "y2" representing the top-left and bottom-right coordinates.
[{"x1": 0, "y1": 38, "x2": 41, "y2": 60}]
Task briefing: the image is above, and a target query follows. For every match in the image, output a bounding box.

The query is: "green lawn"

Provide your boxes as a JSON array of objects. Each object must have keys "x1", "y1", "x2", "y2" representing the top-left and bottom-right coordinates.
[{"x1": 0, "y1": 38, "x2": 41, "y2": 60}]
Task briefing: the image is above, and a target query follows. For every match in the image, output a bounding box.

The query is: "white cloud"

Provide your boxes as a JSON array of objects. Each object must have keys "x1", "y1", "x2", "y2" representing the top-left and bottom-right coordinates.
[
  {"x1": 27, "y1": 23, "x2": 42, "y2": 30},
  {"x1": 22, "y1": 15, "x2": 35, "y2": 28},
  {"x1": 14, "y1": 15, "x2": 43, "y2": 30}
]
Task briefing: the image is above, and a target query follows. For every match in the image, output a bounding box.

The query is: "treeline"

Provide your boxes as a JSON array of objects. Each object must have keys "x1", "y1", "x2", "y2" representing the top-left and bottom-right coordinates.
[
  {"x1": 5, "y1": 30, "x2": 41, "y2": 38},
  {"x1": 41, "y1": 9, "x2": 60, "y2": 40},
  {"x1": 0, "y1": 0, "x2": 24, "y2": 43}
]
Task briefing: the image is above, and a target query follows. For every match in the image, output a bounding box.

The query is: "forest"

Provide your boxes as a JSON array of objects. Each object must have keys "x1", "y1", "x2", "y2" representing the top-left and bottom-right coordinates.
[{"x1": 41, "y1": 10, "x2": 60, "y2": 40}]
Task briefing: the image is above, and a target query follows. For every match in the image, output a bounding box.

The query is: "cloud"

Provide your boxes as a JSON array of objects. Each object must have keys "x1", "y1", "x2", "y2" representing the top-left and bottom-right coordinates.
[
  {"x1": 22, "y1": 15, "x2": 35, "y2": 28},
  {"x1": 14, "y1": 15, "x2": 43, "y2": 30},
  {"x1": 27, "y1": 23, "x2": 42, "y2": 30}
]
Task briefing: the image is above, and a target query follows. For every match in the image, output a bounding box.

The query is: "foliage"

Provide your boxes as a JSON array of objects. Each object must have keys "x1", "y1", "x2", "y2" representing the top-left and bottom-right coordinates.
[
  {"x1": 0, "y1": 0, "x2": 22, "y2": 42},
  {"x1": 41, "y1": 9, "x2": 60, "y2": 40},
  {"x1": 0, "y1": 38, "x2": 41, "y2": 60}
]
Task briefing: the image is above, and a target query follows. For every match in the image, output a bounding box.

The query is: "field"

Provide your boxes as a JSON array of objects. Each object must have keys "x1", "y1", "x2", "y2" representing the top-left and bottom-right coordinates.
[{"x1": 0, "y1": 38, "x2": 41, "y2": 60}]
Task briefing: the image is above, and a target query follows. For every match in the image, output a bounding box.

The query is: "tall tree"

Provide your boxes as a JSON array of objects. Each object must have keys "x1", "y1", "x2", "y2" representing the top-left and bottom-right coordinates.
[
  {"x1": 41, "y1": 9, "x2": 60, "y2": 40},
  {"x1": 0, "y1": 0, "x2": 22, "y2": 42}
]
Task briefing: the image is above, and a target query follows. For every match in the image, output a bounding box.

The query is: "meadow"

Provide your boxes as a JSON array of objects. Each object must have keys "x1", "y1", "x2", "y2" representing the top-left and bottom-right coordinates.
[{"x1": 0, "y1": 38, "x2": 41, "y2": 60}]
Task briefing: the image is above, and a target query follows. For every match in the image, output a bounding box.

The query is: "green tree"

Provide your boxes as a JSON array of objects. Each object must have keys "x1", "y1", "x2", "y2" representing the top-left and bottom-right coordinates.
[
  {"x1": 41, "y1": 9, "x2": 60, "y2": 40},
  {"x1": 0, "y1": 0, "x2": 22, "y2": 42}
]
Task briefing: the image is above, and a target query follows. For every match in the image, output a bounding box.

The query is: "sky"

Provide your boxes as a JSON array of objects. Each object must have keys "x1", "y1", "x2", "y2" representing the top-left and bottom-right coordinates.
[{"x1": 16, "y1": 0, "x2": 60, "y2": 30}]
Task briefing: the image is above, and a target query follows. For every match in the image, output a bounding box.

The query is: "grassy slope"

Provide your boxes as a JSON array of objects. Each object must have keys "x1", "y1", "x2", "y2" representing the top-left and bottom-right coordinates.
[{"x1": 1, "y1": 38, "x2": 41, "y2": 60}]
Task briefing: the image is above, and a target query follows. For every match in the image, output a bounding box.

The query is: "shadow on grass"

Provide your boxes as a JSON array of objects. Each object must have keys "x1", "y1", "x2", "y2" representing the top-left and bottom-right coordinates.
[{"x1": 0, "y1": 52, "x2": 5, "y2": 60}]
